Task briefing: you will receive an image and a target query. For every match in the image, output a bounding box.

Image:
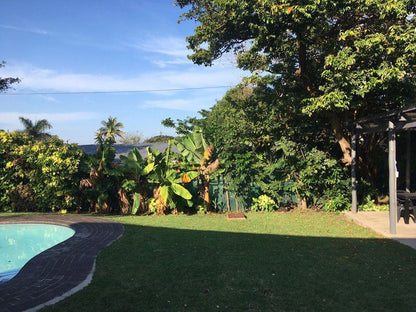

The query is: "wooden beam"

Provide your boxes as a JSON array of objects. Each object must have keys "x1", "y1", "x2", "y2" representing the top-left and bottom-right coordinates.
[
  {"x1": 402, "y1": 121, "x2": 416, "y2": 130},
  {"x1": 388, "y1": 121, "x2": 397, "y2": 234},
  {"x1": 225, "y1": 187, "x2": 231, "y2": 213}
]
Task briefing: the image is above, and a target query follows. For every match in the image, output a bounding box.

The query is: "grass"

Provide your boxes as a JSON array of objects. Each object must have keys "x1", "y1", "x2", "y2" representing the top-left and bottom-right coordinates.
[{"x1": 34, "y1": 210, "x2": 416, "y2": 312}]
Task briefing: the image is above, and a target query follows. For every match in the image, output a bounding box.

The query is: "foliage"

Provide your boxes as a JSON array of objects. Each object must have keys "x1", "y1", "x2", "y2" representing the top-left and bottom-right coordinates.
[
  {"x1": 0, "y1": 131, "x2": 84, "y2": 212},
  {"x1": 175, "y1": 0, "x2": 416, "y2": 205},
  {"x1": 80, "y1": 117, "x2": 126, "y2": 213},
  {"x1": 120, "y1": 147, "x2": 154, "y2": 214},
  {"x1": 118, "y1": 131, "x2": 143, "y2": 145},
  {"x1": 162, "y1": 115, "x2": 208, "y2": 136},
  {"x1": 0, "y1": 61, "x2": 20, "y2": 92},
  {"x1": 146, "y1": 142, "x2": 198, "y2": 214},
  {"x1": 144, "y1": 134, "x2": 175, "y2": 143},
  {"x1": 19, "y1": 117, "x2": 52, "y2": 140},
  {"x1": 251, "y1": 195, "x2": 276, "y2": 212},
  {"x1": 177, "y1": 86, "x2": 349, "y2": 210},
  {"x1": 176, "y1": 129, "x2": 220, "y2": 210},
  {"x1": 359, "y1": 195, "x2": 389, "y2": 211},
  {"x1": 96, "y1": 116, "x2": 124, "y2": 145},
  {"x1": 176, "y1": 128, "x2": 209, "y2": 164}
]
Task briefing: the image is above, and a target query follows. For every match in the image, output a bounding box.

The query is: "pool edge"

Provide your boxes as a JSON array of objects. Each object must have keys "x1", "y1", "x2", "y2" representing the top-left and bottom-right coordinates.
[{"x1": 0, "y1": 215, "x2": 124, "y2": 312}]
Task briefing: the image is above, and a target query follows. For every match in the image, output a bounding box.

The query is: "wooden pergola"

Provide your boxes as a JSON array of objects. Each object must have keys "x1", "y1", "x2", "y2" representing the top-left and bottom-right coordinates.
[{"x1": 351, "y1": 106, "x2": 416, "y2": 234}]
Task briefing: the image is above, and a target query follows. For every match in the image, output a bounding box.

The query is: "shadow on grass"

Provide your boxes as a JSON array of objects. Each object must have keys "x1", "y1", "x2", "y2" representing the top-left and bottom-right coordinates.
[{"x1": 44, "y1": 222, "x2": 416, "y2": 312}]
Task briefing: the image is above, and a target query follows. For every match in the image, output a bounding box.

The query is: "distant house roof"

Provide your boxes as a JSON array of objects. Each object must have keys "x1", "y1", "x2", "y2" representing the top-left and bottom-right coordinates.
[{"x1": 80, "y1": 143, "x2": 179, "y2": 160}]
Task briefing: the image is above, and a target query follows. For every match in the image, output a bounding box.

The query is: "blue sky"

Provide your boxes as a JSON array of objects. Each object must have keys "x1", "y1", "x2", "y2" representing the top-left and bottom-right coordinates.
[{"x1": 0, "y1": 0, "x2": 245, "y2": 144}]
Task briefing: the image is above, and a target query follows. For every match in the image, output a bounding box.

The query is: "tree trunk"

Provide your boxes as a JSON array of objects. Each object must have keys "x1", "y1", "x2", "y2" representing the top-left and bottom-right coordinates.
[
  {"x1": 301, "y1": 197, "x2": 307, "y2": 210},
  {"x1": 296, "y1": 33, "x2": 352, "y2": 166},
  {"x1": 118, "y1": 189, "x2": 130, "y2": 214},
  {"x1": 327, "y1": 112, "x2": 352, "y2": 165},
  {"x1": 139, "y1": 194, "x2": 147, "y2": 213},
  {"x1": 199, "y1": 177, "x2": 210, "y2": 210},
  {"x1": 296, "y1": 35, "x2": 312, "y2": 92}
]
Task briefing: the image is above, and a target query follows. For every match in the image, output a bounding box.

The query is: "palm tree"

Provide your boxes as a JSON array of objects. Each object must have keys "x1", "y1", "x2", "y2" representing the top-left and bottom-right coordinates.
[
  {"x1": 19, "y1": 117, "x2": 52, "y2": 140},
  {"x1": 97, "y1": 116, "x2": 124, "y2": 144}
]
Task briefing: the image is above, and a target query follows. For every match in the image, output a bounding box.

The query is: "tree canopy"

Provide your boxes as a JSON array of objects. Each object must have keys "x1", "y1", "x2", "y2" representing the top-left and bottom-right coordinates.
[
  {"x1": 96, "y1": 116, "x2": 124, "y2": 145},
  {"x1": 176, "y1": 0, "x2": 416, "y2": 165},
  {"x1": 118, "y1": 131, "x2": 143, "y2": 145}
]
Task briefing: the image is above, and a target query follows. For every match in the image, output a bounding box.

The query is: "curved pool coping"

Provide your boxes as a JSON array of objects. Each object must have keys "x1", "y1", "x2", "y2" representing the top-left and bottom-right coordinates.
[{"x1": 0, "y1": 215, "x2": 124, "y2": 312}]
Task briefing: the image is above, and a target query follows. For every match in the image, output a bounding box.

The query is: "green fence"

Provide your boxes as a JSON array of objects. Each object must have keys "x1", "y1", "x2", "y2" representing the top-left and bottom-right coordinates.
[
  {"x1": 192, "y1": 176, "x2": 298, "y2": 212},
  {"x1": 189, "y1": 176, "x2": 257, "y2": 212}
]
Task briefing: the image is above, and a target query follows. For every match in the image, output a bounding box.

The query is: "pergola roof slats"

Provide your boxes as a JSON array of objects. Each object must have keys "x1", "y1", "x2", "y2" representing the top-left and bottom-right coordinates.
[{"x1": 354, "y1": 106, "x2": 416, "y2": 134}]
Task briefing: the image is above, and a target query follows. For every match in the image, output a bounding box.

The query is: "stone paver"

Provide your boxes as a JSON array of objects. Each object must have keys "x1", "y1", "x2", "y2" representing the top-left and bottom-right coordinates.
[
  {"x1": 345, "y1": 211, "x2": 416, "y2": 250},
  {"x1": 0, "y1": 215, "x2": 124, "y2": 312}
]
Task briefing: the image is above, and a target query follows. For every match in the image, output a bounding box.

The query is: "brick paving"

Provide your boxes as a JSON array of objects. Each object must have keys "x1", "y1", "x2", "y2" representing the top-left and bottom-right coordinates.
[{"x1": 0, "y1": 215, "x2": 124, "y2": 312}]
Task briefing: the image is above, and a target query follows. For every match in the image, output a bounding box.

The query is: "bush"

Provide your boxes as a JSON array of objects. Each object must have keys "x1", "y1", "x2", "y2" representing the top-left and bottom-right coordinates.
[
  {"x1": 359, "y1": 195, "x2": 389, "y2": 211},
  {"x1": 0, "y1": 131, "x2": 84, "y2": 212},
  {"x1": 251, "y1": 195, "x2": 277, "y2": 212}
]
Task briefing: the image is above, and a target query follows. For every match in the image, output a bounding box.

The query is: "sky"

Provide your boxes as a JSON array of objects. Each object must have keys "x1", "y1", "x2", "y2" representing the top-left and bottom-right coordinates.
[{"x1": 0, "y1": 0, "x2": 246, "y2": 144}]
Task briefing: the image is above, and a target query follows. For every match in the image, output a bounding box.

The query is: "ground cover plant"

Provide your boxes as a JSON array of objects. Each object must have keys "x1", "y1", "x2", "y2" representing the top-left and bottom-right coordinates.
[{"x1": 41, "y1": 211, "x2": 416, "y2": 312}]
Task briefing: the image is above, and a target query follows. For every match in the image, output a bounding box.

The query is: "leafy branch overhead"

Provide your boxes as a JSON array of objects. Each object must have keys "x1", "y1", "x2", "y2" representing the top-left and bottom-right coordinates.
[
  {"x1": 0, "y1": 61, "x2": 20, "y2": 92},
  {"x1": 176, "y1": 0, "x2": 416, "y2": 166}
]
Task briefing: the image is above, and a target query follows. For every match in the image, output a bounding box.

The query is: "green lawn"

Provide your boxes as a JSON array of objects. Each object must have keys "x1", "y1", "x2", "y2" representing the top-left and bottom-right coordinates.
[{"x1": 43, "y1": 211, "x2": 415, "y2": 312}]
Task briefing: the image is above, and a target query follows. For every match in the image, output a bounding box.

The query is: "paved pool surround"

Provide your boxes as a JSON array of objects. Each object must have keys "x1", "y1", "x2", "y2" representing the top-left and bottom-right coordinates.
[{"x1": 0, "y1": 215, "x2": 124, "y2": 312}]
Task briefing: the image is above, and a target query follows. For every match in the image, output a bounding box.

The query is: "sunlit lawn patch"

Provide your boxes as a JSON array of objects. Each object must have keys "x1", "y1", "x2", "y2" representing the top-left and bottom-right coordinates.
[{"x1": 43, "y1": 210, "x2": 415, "y2": 311}]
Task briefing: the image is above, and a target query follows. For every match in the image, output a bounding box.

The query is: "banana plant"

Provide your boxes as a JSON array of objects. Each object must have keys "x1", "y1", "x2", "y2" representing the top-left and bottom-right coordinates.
[
  {"x1": 120, "y1": 147, "x2": 154, "y2": 214},
  {"x1": 79, "y1": 151, "x2": 122, "y2": 214},
  {"x1": 146, "y1": 141, "x2": 198, "y2": 214},
  {"x1": 176, "y1": 129, "x2": 220, "y2": 210}
]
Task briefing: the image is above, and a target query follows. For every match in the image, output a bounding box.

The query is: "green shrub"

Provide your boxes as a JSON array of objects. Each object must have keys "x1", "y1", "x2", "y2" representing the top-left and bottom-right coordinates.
[
  {"x1": 359, "y1": 195, "x2": 389, "y2": 211},
  {"x1": 0, "y1": 131, "x2": 84, "y2": 212},
  {"x1": 251, "y1": 195, "x2": 277, "y2": 212}
]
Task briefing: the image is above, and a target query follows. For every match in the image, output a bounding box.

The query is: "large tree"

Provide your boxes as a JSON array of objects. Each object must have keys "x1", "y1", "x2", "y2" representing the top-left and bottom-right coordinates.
[{"x1": 175, "y1": 0, "x2": 416, "y2": 165}]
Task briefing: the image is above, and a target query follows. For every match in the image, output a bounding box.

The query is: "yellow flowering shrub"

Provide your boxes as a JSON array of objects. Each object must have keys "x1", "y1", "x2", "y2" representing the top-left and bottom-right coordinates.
[{"x1": 0, "y1": 131, "x2": 85, "y2": 212}]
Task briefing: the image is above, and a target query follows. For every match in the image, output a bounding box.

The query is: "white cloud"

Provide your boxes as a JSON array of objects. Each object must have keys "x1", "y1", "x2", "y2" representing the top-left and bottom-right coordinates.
[
  {"x1": 128, "y1": 36, "x2": 193, "y2": 68},
  {"x1": 129, "y1": 35, "x2": 241, "y2": 69},
  {"x1": 1, "y1": 62, "x2": 245, "y2": 93},
  {"x1": 38, "y1": 95, "x2": 59, "y2": 103},
  {"x1": 0, "y1": 24, "x2": 51, "y2": 35},
  {"x1": 141, "y1": 97, "x2": 214, "y2": 111},
  {"x1": 152, "y1": 58, "x2": 191, "y2": 68},
  {"x1": 131, "y1": 36, "x2": 189, "y2": 58}
]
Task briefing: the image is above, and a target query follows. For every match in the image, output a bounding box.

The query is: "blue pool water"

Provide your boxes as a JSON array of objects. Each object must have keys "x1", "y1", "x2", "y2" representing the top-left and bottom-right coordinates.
[{"x1": 0, "y1": 224, "x2": 75, "y2": 284}]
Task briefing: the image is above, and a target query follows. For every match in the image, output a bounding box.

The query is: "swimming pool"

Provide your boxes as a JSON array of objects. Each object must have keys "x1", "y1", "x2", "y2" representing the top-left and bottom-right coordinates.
[{"x1": 0, "y1": 224, "x2": 75, "y2": 283}]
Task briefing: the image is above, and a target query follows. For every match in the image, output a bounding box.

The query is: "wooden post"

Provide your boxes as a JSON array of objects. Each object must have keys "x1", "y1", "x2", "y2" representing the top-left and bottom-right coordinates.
[
  {"x1": 225, "y1": 187, "x2": 231, "y2": 213},
  {"x1": 406, "y1": 131, "x2": 411, "y2": 192},
  {"x1": 236, "y1": 197, "x2": 239, "y2": 212},
  {"x1": 388, "y1": 121, "x2": 397, "y2": 234},
  {"x1": 351, "y1": 131, "x2": 358, "y2": 214}
]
